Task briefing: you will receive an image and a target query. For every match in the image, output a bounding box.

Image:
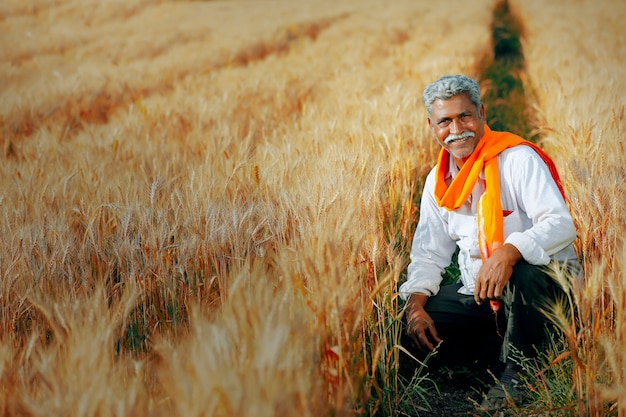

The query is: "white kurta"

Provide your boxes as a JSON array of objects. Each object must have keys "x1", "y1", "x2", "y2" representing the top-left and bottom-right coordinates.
[{"x1": 399, "y1": 146, "x2": 578, "y2": 299}]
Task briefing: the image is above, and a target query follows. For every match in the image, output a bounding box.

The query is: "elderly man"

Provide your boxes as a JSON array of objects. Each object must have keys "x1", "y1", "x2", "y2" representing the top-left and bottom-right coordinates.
[{"x1": 399, "y1": 74, "x2": 579, "y2": 410}]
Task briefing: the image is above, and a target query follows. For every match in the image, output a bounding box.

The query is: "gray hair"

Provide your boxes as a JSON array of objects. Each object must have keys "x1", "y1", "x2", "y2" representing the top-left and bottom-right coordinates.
[{"x1": 422, "y1": 74, "x2": 481, "y2": 116}]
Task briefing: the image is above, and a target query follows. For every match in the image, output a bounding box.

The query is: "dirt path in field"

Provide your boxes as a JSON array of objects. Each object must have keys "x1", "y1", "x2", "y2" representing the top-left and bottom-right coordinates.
[{"x1": 417, "y1": 369, "x2": 495, "y2": 417}]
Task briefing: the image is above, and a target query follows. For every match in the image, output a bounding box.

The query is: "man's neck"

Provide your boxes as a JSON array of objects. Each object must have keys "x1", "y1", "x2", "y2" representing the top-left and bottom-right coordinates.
[{"x1": 454, "y1": 156, "x2": 469, "y2": 169}]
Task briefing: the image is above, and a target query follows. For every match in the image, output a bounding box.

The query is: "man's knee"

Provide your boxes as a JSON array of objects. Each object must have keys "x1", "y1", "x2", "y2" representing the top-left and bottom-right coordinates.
[{"x1": 508, "y1": 262, "x2": 555, "y2": 296}]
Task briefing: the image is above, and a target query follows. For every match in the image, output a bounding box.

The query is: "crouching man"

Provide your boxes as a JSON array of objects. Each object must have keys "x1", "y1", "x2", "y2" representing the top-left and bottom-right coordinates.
[{"x1": 399, "y1": 74, "x2": 579, "y2": 411}]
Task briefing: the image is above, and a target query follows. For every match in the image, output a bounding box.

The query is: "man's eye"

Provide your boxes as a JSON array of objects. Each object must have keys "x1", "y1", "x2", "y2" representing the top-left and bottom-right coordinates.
[{"x1": 439, "y1": 120, "x2": 451, "y2": 127}]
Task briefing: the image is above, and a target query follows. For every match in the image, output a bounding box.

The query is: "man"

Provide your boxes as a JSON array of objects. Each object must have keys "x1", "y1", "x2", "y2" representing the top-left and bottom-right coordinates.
[{"x1": 399, "y1": 74, "x2": 579, "y2": 410}]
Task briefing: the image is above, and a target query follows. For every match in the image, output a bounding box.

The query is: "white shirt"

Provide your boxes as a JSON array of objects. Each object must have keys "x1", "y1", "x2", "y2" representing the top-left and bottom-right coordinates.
[{"x1": 399, "y1": 145, "x2": 579, "y2": 299}]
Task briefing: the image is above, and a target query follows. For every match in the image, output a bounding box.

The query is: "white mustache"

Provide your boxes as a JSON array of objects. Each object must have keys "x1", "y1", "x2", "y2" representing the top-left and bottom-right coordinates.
[{"x1": 444, "y1": 131, "x2": 475, "y2": 144}]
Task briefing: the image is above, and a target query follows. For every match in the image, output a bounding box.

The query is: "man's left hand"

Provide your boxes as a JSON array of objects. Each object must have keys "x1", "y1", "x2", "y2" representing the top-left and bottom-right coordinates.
[{"x1": 474, "y1": 243, "x2": 522, "y2": 305}]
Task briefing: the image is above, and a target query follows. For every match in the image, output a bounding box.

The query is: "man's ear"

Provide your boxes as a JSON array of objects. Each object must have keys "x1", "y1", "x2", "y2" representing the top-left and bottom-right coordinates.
[
  {"x1": 427, "y1": 117, "x2": 433, "y2": 128},
  {"x1": 480, "y1": 104, "x2": 486, "y2": 121}
]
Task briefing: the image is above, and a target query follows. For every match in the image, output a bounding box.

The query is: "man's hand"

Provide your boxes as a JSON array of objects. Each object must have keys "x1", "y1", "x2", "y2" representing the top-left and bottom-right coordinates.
[
  {"x1": 405, "y1": 293, "x2": 442, "y2": 352},
  {"x1": 474, "y1": 243, "x2": 522, "y2": 305}
]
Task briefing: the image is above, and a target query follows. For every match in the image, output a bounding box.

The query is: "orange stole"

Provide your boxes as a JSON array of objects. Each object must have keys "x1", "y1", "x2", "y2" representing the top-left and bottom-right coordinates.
[{"x1": 434, "y1": 125, "x2": 565, "y2": 261}]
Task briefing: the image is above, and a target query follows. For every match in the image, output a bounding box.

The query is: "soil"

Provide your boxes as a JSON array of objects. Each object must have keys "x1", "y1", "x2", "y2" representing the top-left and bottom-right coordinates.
[
  {"x1": 400, "y1": 363, "x2": 506, "y2": 417},
  {"x1": 417, "y1": 369, "x2": 492, "y2": 416}
]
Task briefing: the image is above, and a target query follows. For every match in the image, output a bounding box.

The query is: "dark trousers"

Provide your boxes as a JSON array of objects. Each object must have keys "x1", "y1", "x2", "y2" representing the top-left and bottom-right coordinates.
[{"x1": 401, "y1": 261, "x2": 565, "y2": 372}]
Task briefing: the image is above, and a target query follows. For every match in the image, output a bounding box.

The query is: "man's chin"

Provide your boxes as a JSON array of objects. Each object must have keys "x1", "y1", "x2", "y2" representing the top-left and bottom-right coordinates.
[
  {"x1": 446, "y1": 149, "x2": 473, "y2": 161},
  {"x1": 446, "y1": 139, "x2": 480, "y2": 158}
]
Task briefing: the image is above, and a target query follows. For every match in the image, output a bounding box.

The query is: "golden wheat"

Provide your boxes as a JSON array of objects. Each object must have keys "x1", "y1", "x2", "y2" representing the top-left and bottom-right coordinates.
[
  {"x1": 20, "y1": 0, "x2": 626, "y2": 415},
  {"x1": 0, "y1": 0, "x2": 500, "y2": 415}
]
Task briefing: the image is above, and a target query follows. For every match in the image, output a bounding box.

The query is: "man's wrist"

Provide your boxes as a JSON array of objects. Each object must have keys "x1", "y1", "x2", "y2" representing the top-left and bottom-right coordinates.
[
  {"x1": 407, "y1": 293, "x2": 429, "y2": 309},
  {"x1": 502, "y1": 243, "x2": 523, "y2": 265}
]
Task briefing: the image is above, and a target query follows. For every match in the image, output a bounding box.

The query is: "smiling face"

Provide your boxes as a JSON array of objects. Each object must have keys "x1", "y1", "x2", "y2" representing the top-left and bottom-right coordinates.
[{"x1": 428, "y1": 93, "x2": 485, "y2": 167}]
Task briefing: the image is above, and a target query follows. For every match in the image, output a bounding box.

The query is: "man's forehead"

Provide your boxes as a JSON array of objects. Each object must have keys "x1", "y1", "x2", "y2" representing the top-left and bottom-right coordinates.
[{"x1": 431, "y1": 94, "x2": 474, "y2": 113}]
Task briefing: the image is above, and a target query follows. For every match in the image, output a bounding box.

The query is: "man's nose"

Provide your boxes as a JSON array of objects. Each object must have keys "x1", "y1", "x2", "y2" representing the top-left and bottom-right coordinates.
[{"x1": 449, "y1": 119, "x2": 462, "y2": 134}]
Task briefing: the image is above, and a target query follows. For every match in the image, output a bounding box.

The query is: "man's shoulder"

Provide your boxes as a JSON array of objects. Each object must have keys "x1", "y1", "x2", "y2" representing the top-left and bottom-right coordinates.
[
  {"x1": 425, "y1": 164, "x2": 438, "y2": 182},
  {"x1": 419, "y1": 165, "x2": 439, "y2": 196},
  {"x1": 499, "y1": 143, "x2": 545, "y2": 161}
]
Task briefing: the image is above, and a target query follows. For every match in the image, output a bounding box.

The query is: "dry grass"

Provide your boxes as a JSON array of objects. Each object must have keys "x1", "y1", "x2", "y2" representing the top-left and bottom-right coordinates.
[{"x1": 0, "y1": 0, "x2": 496, "y2": 415}]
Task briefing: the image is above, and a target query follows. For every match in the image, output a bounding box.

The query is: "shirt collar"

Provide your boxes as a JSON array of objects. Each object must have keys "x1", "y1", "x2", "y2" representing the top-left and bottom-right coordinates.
[{"x1": 444, "y1": 140, "x2": 489, "y2": 181}]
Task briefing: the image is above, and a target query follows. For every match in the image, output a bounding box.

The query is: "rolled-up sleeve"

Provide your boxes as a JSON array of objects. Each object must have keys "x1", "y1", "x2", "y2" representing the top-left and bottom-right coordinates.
[
  {"x1": 399, "y1": 171, "x2": 457, "y2": 300},
  {"x1": 503, "y1": 148, "x2": 577, "y2": 264}
]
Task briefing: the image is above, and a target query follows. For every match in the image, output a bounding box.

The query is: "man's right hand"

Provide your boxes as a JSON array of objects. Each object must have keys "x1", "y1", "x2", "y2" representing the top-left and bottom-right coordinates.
[{"x1": 405, "y1": 293, "x2": 442, "y2": 352}]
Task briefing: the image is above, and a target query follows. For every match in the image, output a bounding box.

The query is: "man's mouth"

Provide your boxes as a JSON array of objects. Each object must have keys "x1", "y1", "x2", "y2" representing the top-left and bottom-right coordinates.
[
  {"x1": 446, "y1": 137, "x2": 469, "y2": 145},
  {"x1": 444, "y1": 132, "x2": 475, "y2": 145}
]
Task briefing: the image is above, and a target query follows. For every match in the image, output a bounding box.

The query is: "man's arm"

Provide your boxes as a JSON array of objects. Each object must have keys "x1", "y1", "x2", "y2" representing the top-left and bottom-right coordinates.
[
  {"x1": 474, "y1": 148, "x2": 577, "y2": 303},
  {"x1": 400, "y1": 170, "x2": 454, "y2": 352},
  {"x1": 501, "y1": 148, "x2": 577, "y2": 264}
]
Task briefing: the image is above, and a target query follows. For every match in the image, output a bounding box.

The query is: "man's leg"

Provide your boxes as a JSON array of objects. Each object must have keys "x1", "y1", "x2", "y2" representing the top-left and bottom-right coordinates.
[
  {"x1": 501, "y1": 261, "x2": 566, "y2": 362},
  {"x1": 401, "y1": 283, "x2": 503, "y2": 371},
  {"x1": 425, "y1": 283, "x2": 503, "y2": 368},
  {"x1": 480, "y1": 262, "x2": 568, "y2": 411}
]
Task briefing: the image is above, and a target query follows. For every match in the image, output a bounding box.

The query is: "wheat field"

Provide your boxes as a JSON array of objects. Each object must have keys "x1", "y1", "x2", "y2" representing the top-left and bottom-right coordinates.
[{"x1": 1, "y1": 0, "x2": 624, "y2": 415}]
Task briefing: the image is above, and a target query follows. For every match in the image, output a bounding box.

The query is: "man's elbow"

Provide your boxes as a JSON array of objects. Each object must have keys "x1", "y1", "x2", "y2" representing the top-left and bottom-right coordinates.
[{"x1": 563, "y1": 217, "x2": 578, "y2": 245}]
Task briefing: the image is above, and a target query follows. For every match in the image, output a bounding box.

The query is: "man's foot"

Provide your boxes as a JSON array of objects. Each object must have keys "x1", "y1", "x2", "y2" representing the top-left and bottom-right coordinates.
[{"x1": 479, "y1": 363, "x2": 525, "y2": 411}]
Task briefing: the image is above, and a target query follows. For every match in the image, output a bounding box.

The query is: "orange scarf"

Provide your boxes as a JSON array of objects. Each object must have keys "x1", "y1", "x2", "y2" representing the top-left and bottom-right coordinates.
[{"x1": 434, "y1": 125, "x2": 566, "y2": 261}]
